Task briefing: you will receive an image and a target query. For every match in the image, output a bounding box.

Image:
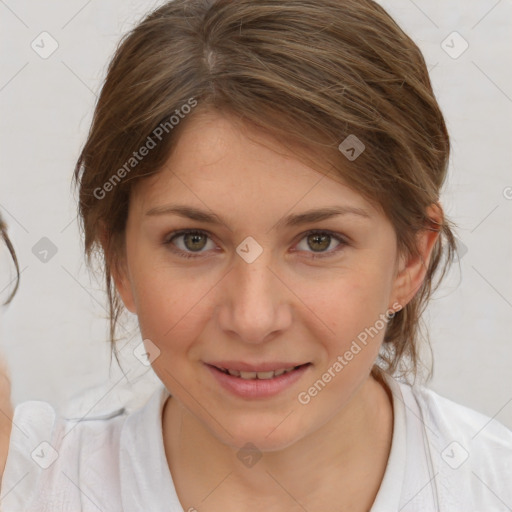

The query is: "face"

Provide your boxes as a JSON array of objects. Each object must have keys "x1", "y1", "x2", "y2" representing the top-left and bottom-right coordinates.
[{"x1": 115, "y1": 110, "x2": 427, "y2": 451}]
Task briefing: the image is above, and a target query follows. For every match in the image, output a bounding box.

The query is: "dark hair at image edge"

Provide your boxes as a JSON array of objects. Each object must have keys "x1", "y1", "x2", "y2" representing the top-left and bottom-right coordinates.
[
  {"x1": 73, "y1": 0, "x2": 458, "y2": 383},
  {"x1": 0, "y1": 215, "x2": 20, "y2": 305}
]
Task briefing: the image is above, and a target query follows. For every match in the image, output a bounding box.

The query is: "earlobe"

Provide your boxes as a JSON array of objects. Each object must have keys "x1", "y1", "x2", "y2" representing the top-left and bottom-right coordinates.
[{"x1": 391, "y1": 204, "x2": 442, "y2": 308}]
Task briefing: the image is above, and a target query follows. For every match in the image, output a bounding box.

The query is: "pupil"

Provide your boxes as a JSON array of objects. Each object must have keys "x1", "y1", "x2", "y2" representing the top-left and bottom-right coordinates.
[
  {"x1": 309, "y1": 233, "x2": 329, "y2": 251},
  {"x1": 185, "y1": 233, "x2": 206, "y2": 251}
]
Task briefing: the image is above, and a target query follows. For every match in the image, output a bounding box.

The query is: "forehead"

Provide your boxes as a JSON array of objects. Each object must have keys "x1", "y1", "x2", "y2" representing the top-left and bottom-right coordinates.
[{"x1": 131, "y1": 110, "x2": 379, "y2": 219}]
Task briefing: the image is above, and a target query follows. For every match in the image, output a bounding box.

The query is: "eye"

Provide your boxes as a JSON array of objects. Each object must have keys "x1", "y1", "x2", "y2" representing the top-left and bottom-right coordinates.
[
  {"x1": 294, "y1": 230, "x2": 348, "y2": 259},
  {"x1": 164, "y1": 229, "x2": 216, "y2": 259},
  {"x1": 163, "y1": 228, "x2": 349, "y2": 260}
]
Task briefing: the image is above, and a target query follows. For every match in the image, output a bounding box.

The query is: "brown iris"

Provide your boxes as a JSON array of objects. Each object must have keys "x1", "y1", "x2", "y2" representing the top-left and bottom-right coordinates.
[
  {"x1": 183, "y1": 232, "x2": 208, "y2": 251},
  {"x1": 307, "y1": 233, "x2": 330, "y2": 252}
]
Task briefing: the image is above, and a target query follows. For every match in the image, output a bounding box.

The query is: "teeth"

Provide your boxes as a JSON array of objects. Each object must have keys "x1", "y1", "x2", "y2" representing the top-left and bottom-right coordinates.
[
  {"x1": 225, "y1": 366, "x2": 301, "y2": 380},
  {"x1": 240, "y1": 371, "x2": 258, "y2": 379},
  {"x1": 254, "y1": 371, "x2": 275, "y2": 380}
]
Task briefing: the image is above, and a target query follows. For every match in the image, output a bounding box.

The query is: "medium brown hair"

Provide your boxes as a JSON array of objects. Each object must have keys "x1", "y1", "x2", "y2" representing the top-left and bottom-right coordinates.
[{"x1": 74, "y1": 0, "x2": 456, "y2": 380}]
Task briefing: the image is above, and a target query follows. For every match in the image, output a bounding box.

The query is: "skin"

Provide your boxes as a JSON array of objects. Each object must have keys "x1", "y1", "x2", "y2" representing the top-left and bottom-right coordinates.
[
  {"x1": 111, "y1": 109, "x2": 440, "y2": 512},
  {"x1": 0, "y1": 353, "x2": 13, "y2": 486}
]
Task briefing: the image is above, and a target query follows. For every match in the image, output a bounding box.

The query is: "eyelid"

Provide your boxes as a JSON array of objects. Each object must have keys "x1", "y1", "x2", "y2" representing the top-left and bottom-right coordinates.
[
  {"x1": 291, "y1": 229, "x2": 349, "y2": 259},
  {"x1": 163, "y1": 229, "x2": 219, "y2": 259},
  {"x1": 164, "y1": 228, "x2": 350, "y2": 259},
  {"x1": 163, "y1": 228, "x2": 215, "y2": 245},
  {"x1": 293, "y1": 229, "x2": 350, "y2": 246}
]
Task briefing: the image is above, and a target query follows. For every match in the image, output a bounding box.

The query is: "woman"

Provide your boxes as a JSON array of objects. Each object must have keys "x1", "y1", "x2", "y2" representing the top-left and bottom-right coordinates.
[{"x1": 1, "y1": 1, "x2": 511, "y2": 510}]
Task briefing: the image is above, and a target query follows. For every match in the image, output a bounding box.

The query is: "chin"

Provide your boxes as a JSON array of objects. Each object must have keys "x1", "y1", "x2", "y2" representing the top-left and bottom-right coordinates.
[{"x1": 209, "y1": 414, "x2": 308, "y2": 453}]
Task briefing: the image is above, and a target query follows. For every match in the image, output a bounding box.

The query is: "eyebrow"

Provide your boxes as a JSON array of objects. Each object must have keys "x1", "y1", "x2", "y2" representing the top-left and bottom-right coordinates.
[{"x1": 144, "y1": 204, "x2": 371, "y2": 229}]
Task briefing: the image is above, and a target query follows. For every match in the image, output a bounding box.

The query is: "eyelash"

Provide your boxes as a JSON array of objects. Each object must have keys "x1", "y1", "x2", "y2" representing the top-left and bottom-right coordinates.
[{"x1": 163, "y1": 229, "x2": 349, "y2": 260}]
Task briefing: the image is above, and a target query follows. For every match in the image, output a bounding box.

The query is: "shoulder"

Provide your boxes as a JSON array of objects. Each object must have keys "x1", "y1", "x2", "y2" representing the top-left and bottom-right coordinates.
[
  {"x1": 399, "y1": 379, "x2": 512, "y2": 510},
  {"x1": 412, "y1": 383, "x2": 512, "y2": 453},
  {"x1": 0, "y1": 397, "x2": 128, "y2": 510},
  {"x1": 0, "y1": 383, "x2": 168, "y2": 511}
]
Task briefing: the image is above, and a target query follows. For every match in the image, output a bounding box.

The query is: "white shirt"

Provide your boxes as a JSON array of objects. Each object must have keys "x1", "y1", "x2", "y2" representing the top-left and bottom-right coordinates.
[{"x1": 1, "y1": 375, "x2": 511, "y2": 511}]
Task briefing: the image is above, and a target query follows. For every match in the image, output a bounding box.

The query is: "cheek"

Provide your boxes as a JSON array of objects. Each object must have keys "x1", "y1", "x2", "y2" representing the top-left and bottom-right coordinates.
[
  {"x1": 133, "y1": 272, "x2": 204, "y2": 339},
  {"x1": 319, "y1": 265, "x2": 394, "y2": 332},
  {"x1": 297, "y1": 273, "x2": 393, "y2": 411},
  {"x1": 311, "y1": 261, "x2": 395, "y2": 373},
  {"x1": 126, "y1": 226, "x2": 396, "y2": 363},
  {"x1": 127, "y1": 253, "x2": 218, "y2": 358},
  {"x1": 130, "y1": 270, "x2": 211, "y2": 388}
]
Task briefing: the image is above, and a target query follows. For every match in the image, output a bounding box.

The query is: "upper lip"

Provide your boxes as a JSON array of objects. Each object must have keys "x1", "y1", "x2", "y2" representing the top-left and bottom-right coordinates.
[{"x1": 206, "y1": 361, "x2": 310, "y2": 372}]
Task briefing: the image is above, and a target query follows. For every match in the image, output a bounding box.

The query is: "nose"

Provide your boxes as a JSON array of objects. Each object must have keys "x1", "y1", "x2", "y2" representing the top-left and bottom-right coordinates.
[{"x1": 216, "y1": 246, "x2": 293, "y2": 345}]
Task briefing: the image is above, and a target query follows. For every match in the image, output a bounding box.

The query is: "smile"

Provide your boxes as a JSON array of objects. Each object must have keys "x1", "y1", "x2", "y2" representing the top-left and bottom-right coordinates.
[
  {"x1": 205, "y1": 362, "x2": 312, "y2": 399},
  {"x1": 215, "y1": 365, "x2": 305, "y2": 380}
]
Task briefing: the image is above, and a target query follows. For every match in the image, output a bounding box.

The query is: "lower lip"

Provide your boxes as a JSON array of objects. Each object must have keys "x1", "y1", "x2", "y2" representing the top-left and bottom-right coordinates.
[{"x1": 205, "y1": 363, "x2": 311, "y2": 399}]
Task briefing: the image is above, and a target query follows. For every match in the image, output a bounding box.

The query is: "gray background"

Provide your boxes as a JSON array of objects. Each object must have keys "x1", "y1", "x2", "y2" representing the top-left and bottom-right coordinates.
[{"x1": 0, "y1": 0, "x2": 511, "y2": 427}]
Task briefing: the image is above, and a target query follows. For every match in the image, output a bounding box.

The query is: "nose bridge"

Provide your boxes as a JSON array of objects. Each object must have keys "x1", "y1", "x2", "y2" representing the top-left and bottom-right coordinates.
[{"x1": 220, "y1": 240, "x2": 290, "y2": 343}]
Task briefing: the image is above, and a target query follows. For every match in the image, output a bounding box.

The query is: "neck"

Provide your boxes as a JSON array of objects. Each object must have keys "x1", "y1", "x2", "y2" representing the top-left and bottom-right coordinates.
[{"x1": 162, "y1": 374, "x2": 393, "y2": 512}]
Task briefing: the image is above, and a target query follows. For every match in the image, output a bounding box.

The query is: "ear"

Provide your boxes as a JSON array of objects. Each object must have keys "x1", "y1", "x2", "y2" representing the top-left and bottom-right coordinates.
[
  {"x1": 99, "y1": 223, "x2": 137, "y2": 314},
  {"x1": 391, "y1": 203, "x2": 442, "y2": 308}
]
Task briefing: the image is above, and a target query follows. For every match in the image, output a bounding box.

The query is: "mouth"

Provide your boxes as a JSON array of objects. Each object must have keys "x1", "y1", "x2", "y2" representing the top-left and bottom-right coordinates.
[
  {"x1": 204, "y1": 362, "x2": 312, "y2": 399},
  {"x1": 211, "y1": 363, "x2": 310, "y2": 380}
]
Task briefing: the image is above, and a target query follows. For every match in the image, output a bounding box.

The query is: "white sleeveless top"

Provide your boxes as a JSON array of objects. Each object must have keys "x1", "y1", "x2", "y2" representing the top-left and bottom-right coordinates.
[{"x1": 1, "y1": 375, "x2": 511, "y2": 511}]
